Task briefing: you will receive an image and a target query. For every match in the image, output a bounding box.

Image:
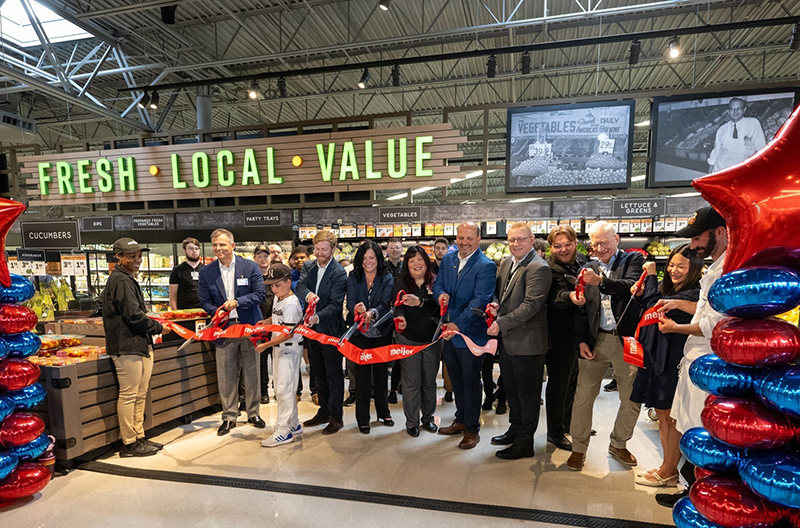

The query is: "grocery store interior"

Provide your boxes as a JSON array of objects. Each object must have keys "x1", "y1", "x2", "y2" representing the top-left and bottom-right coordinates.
[{"x1": 0, "y1": 0, "x2": 798, "y2": 526}]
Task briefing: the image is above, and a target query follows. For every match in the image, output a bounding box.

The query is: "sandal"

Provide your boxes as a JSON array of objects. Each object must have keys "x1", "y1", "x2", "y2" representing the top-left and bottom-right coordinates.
[{"x1": 634, "y1": 472, "x2": 678, "y2": 487}]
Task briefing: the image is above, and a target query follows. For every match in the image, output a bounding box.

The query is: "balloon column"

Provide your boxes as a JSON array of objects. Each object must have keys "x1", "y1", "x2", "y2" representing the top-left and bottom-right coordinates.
[
  {"x1": 674, "y1": 106, "x2": 800, "y2": 527},
  {"x1": 0, "y1": 198, "x2": 51, "y2": 503}
]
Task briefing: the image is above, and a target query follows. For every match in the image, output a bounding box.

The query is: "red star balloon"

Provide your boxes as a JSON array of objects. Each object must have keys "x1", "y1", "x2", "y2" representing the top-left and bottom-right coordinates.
[
  {"x1": 693, "y1": 105, "x2": 800, "y2": 273},
  {"x1": 0, "y1": 199, "x2": 24, "y2": 288}
]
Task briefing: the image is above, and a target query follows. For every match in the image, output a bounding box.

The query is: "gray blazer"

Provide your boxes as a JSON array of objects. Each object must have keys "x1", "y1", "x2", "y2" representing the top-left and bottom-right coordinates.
[{"x1": 494, "y1": 250, "x2": 553, "y2": 356}]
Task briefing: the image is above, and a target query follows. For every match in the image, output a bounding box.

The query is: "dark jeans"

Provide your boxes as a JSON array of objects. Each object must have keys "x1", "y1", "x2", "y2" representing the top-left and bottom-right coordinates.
[
  {"x1": 352, "y1": 333, "x2": 391, "y2": 427},
  {"x1": 443, "y1": 341, "x2": 484, "y2": 434},
  {"x1": 545, "y1": 341, "x2": 580, "y2": 438},
  {"x1": 308, "y1": 339, "x2": 344, "y2": 421},
  {"x1": 499, "y1": 343, "x2": 546, "y2": 449}
]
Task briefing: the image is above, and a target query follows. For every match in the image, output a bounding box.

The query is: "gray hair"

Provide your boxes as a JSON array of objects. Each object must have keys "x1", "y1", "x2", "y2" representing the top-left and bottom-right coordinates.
[{"x1": 588, "y1": 221, "x2": 616, "y2": 238}]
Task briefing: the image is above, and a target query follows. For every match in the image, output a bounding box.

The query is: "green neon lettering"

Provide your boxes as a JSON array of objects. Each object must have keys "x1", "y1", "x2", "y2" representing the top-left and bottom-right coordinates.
[
  {"x1": 76, "y1": 159, "x2": 94, "y2": 193},
  {"x1": 56, "y1": 161, "x2": 75, "y2": 195},
  {"x1": 388, "y1": 138, "x2": 407, "y2": 178},
  {"x1": 415, "y1": 136, "x2": 433, "y2": 177},
  {"x1": 217, "y1": 150, "x2": 235, "y2": 187},
  {"x1": 266, "y1": 148, "x2": 281, "y2": 184},
  {"x1": 38, "y1": 162, "x2": 51, "y2": 196},
  {"x1": 317, "y1": 142, "x2": 336, "y2": 182},
  {"x1": 242, "y1": 148, "x2": 261, "y2": 186},
  {"x1": 365, "y1": 140, "x2": 381, "y2": 179},
  {"x1": 171, "y1": 154, "x2": 187, "y2": 189},
  {"x1": 118, "y1": 157, "x2": 137, "y2": 191},
  {"x1": 192, "y1": 152, "x2": 211, "y2": 188},
  {"x1": 339, "y1": 141, "x2": 359, "y2": 180},
  {"x1": 97, "y1": 159, "x2": 114, "y2": 192}
]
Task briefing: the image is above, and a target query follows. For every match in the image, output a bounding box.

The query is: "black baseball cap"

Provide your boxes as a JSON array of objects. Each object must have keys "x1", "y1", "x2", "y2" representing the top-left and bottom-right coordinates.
[
  {"x1": 113, "y1": 237, "x2": 150, "y2": 254},
  {"x1": 264, "y1": 263, "x2": 292, "y2": 284},
  {"x1": 253, "y1": 244, "x2": 269, "y2": 256},
  {"x1": 675, "y1": 206, "x2": 726, "y2": 238}
]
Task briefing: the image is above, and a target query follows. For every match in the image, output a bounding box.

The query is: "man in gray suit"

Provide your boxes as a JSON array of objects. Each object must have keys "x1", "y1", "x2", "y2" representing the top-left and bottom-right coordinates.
[{"x1": 487, "y1": 222, "x2": 553, "y2": 459}]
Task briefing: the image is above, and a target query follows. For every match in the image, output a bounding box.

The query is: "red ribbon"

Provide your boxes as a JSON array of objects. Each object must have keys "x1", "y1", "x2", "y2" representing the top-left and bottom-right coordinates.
[{"x1": 621, "y1": 306, "x2": 661, "y2": 369}]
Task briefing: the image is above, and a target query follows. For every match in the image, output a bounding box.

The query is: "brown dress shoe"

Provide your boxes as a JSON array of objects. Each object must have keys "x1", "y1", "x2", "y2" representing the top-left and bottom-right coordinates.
[
  {"x1": 567, "y1": 451, "x2": 586, "y2": 471},
  {"x1": 438, "y1": 422, "x2": 466, "y2": 435},
  {"x1": 608, "y1": 445, "x2": 638, "y2": 467},
  {"x1": 322, "y1": 420, "x2": 344, "y2": 435},
  {"x1": 458, "y1": 432, "x2": 480, "y2": 449}
]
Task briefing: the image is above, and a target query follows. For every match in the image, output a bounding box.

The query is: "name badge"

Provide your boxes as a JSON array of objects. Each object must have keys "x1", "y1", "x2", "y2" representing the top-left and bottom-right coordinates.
[
  {"x1": 601, "y1": 297, "x2": 613, "y2": 310},
  {"x1": 237, "y1": 278, "x2": 249, "y2": 286},
  {"x1": 191, "y1": 271, "x2": 199, "y2": 281}
]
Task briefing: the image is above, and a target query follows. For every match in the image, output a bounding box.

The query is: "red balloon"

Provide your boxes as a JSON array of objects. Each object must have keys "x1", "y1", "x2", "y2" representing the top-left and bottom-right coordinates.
[
  {"x1": 705, "y1": 394, "x2": 720, "y2": 406},
  {"x1": 0, "y1": 360, "x2": 40, "y2": 392},
  {"x1": 789, "y1": 509, "x2": 800, "y2": 528},
  {"x1": 702, "y1": 396, "x2": 797, "y2": 449},
  {"x1": 0, "y1": 305, "x2": 37, "y2": 335},
  {"x1": 0, "y1": 413, "x2": 45, "y2": 448},
  {"x1": 0, "y1": 199, "x2": 24, "y2": 289},
  {"x1": 695, "y1": 467, "x2": 718, "y2": 480},
  {"x1": 690, "y1": 474, "x2": 785, "y2": 527},
  {"x1": 692, "y1": 105, "x2": 800, "y2": 274},
  {"x1": 712, "y1": 317, "x2": 800, "y2": 366},
  {"x1": 0, "y1": 462, "x2": 50, "y2": 501}
]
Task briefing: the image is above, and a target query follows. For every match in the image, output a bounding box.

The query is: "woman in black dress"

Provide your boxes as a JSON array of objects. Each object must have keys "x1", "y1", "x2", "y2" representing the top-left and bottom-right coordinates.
[
  {"x1": 630, "y1": 244, "x2": 703, "y2": 488},
  {"x1": 394, "y1": 246, "x2": 441, "y2": 437},
  {"x1": 346, "y1": 240, "x2": 395, "y2": 434}
]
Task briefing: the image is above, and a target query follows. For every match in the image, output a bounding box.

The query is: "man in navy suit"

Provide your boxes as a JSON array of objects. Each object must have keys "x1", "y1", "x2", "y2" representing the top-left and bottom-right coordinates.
[
  {"x1": 433, "y1": 222, "x2": 497, "y2": 449},
  {"x1": 199, "y1": 228, "x2": 266, "y2": 436},
  {"x1": 296, "y1": 230, "x2": 348, "y2": 435}
]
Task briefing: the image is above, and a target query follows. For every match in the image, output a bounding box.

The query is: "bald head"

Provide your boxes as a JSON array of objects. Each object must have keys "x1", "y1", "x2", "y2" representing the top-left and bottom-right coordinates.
[{"x1": 456, "y1": 222, "x2": 482, "y2": 258}]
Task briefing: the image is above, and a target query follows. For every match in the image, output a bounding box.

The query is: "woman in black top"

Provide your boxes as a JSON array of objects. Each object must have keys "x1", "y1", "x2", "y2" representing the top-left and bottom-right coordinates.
[
  {"x1": 346, "y1": 240, "x2": 395, "y2": 434},
  {"x1": 629, "y1": 244, "x2": 702, "y2": 488},
  {"x1": 394, "y1": 246, "x2": 442, "y2": 437}
]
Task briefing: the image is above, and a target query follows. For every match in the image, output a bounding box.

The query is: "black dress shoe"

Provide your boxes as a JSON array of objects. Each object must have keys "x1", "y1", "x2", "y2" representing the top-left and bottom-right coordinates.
[
  {"x1": 217, "y1": 421, "x2": 236, "y2": 436},
  {"x1": 655, "y1": 489, "x2": 688, "y2": 508},
  {"x1": 260, "y1": 395, "x2": 270, "y2": 404},
  {"x1": 303, "y1": 413, "x2": 330, "y2": 427},
  {"x1": 343, "y1": 393, "x2": 356, "y2": 407},
  {"x1": 406, "y1": 426, "x2": 419, "y2": 437},
  {"x1": 421, "y1": 421, "x2": 438, "y2": 433},
  {"x1": 248, "y1": 416, "x2": 266, "y2": 428},
  {"x1": 387, "y1": 391, "x2": 398, "y2": 404},
  {"x1": 378, "y1": 417, "x2": 394, "y2": 427},
  {"x1": 547, "y1": 434, "x2": 573, "y2": 451},
  {"x1": 359, "y1": 425, "x2": 370, "y2": 435},
  {"x1": 491, "y1": 432, "x2": 517, "y2": 445},
  {"x1": 482, "y1": 396, "x2": 495, "y2": 411},
  {"x1": 495, "y1": 401, "x2": 507, "y2": 415},
  {"x1": 444, "y1": 391, "x2": 453, "y2": 402},
  {"x1": 238, "y1": 400, "x2": 246, "y2": 411},
  {"x1": 322, "y1": 420, "x2": 344, "y2": 435},
  {"x1": 496, "y1": 444, "x2": 535, "y2": 460}
]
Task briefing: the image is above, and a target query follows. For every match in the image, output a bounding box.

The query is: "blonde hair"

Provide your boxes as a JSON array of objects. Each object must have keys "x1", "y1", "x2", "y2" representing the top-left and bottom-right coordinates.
[
  {"x1": 547, "y1": 225, "x2": 577, "y2": 245},
  {"x1": 508, "y1": 222, "x2": 533, "y2": 238},
  {"x1": 313, "y1": 229, "x2": 338, "y2": 248},
  {"x1": 210, "y1": 228, "x2": 234, "y2": 243}
]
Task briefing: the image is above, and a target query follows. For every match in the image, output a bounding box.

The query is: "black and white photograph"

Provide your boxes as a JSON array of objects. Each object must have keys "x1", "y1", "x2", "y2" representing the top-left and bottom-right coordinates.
[
  {"x1": 506, "y1": 100, "x2": 634, "y2": 193},
  {"x1": 649, "y1": 91, "x2": 796, "y2": 187}
]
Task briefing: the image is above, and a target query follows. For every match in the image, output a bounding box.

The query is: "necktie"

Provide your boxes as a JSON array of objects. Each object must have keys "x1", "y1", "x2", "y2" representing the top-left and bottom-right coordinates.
[{"x1": 733, "y1": 123, "x2": 738, "y2": 139}]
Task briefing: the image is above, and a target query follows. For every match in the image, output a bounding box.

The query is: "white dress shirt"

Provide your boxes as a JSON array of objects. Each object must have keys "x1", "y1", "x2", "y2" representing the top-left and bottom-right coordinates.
[
  {"x1": 315, "y1": 259, "x2": 331, "y2": 293},
  {"x1": 219, "y1": 254, "x2": 238, "y2": 319},
  {"x1": 708, "y1": 118, "x2": 766, "y2": 172},
  {"x1": 457, "y1": 249, "x2": 479, "y2": 274},
  {"x1": 682, "y1": 252, "x2": 727, "y2": 362},
  {"x1": 597, "y1": 252, "x2": 619, "y2": 331}
]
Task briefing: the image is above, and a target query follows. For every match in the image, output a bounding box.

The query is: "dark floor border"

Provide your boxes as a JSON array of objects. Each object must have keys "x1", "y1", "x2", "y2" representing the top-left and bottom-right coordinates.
[{"x1": 78, "y1": 460, "x2": 673, "y2": 528}]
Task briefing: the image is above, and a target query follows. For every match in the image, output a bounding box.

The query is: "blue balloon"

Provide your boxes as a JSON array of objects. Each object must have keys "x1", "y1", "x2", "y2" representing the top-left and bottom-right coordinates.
[
  {"x1": 740, "y1": 451, "x2": 800, "y2": 508},
  {"x1": 679, "y1": 427, "x2": 746, "y2": 472},
  {"x1": 0, "y1": 396, "x2": 14, "y2": 422},
  {"x1": 6, "y1": 433, "x2": 49, "y2": 461},
  {"x1": 0, "y1": 274, "x2": 35, "y2": 304},
  {"x1": 673, "y1": 497, "x2": 726, "y2": 528},
  {"x1": 709, "y1": 266, "x2": 800, "y2": 318},
  {"x1": 689, "y1": 354, "x2": 761, "y2": 397},
  {"x1": 3, "y1": 332, "x2": 41, "y2": 359},
  {"x1": 6, "y1": 383, "x2": 45, "y2": 411},
  {"x1": 0, "y1": 452, "x2": 18, "y2": 480},
  {"x1": 757, "y1": 366, "x2": 800, "y2": 418}
]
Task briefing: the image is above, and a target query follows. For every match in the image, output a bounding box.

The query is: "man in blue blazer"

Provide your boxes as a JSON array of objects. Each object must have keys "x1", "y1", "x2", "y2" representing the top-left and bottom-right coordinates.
[
  {"x1": 433, "y1": 222, "x2": 497, "y2": 449},
  {"x1": 198, "y1": 229, "x2": 266, "y2": 436},
  {"x1": 296, "y1": 230, "x2": 348, "y2": 435}
]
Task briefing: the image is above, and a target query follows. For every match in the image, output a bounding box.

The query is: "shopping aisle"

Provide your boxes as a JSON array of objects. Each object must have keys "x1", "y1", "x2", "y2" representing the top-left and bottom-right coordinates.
[{"x1": 3, "y1": 374, "x2": 675, "y2": 527}]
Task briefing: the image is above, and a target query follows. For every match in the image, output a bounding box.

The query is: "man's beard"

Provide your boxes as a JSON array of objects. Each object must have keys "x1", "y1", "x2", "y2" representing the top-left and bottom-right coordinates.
[
  {"x1": 697, "y1": 230, "x2": 717, "y2": 259},
  {"x1": 552, "y1": 249, "x2": 577, "y2": 267},
  {"x1": 186, "y1": 255, "x2": 200, "y2": 263}
]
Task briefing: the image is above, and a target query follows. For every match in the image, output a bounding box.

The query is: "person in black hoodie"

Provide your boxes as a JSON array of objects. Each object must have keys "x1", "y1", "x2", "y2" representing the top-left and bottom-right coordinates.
[
  {"x1": 545, "y1": 225, "x2": 588, "y2": 452},
  {"x1": 103, "y1": 238, "x2": 171, "y2": 457}
]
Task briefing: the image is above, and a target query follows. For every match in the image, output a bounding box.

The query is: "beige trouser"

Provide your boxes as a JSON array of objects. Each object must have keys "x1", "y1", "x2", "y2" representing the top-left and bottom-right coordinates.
[
  {"x1": 570, "y1": 332, "x2": 641, "y2": 454},
  {"x1": 442, "y1": 362, "x2": 453, "y2": 392},
  {"x1": 112, "y1": 352, "x2": 154, "y2": 446}
]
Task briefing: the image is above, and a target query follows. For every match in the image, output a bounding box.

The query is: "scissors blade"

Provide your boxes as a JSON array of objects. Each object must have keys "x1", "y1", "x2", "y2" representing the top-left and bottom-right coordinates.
[
  {"x1": 177, "y1": 336, "x2": 196, "y2": 351},
  {"x1": 471, "y1": 307, "x2": 489, "y2": 320},
  {"x1": 338, "y1": 323, "x2": 359, "y2": 346},
  {"x1": 564, "y1": 274, "x2": 578, "y2": 285}
]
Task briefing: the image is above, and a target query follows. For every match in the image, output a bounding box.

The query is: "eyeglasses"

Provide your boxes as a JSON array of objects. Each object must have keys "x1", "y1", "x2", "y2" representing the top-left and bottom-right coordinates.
[
  {"x1": 551, "y1": 242, "x2": 575, "y2": 251},
  {"x1": 507, "y1": 237, "x2": 531, "y2": 244},
  {"x1": 590, "y1": 240, "x2": 613, "y2": 250}
]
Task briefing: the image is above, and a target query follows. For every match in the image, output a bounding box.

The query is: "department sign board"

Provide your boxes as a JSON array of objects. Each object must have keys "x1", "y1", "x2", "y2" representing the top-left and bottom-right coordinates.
[{"x1": 21, "y1": 220, "x2": 81, "y2": 249}]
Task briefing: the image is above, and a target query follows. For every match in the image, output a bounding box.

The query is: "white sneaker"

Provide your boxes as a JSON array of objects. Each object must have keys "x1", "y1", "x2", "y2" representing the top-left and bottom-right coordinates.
[
  {"x1": 290, "y1": 424, "x2": 303, "y2": 436},
  {"x1": 261, "y1": 432, "x2": 294, "y2": 447}
]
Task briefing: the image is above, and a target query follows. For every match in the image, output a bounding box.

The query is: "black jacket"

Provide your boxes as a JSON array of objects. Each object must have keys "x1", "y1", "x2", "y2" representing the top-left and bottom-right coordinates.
[
  {"x1": 547, "y1": 253, "x2": 588, "y2": 353},
  {"x1": 296, "y1": 259, "x2": 347, "y2": 337},
  {"x1": 102, "y1": 266, "x2": 163, "y2": 357},
  {"x1": 393, "y1": 279, "x2": 440, "y2": 343}
]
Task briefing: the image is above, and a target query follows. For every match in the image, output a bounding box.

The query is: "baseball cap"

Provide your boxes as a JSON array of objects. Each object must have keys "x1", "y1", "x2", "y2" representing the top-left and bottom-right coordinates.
[
  {"x1": 112, "y1": 237, "x2": 150, "y2": 254},
  {"x1": 675, "y1": 206, "x2": 726, "y2": 238},
  {"x1": 264, "y1": 263, "x2": 292, "y2": 284},
  {"x1": 253, "y1": 244, "x2": 269, "y2": 256}
]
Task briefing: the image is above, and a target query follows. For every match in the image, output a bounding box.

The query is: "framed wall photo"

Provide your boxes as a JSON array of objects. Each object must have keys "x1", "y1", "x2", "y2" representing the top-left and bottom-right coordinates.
[
  {"x1": 649, "y1": 89, "x2": 798, "y2": 188},
  {"x1": 505, "y1": 100, "x2": 635, "y2": 193}
]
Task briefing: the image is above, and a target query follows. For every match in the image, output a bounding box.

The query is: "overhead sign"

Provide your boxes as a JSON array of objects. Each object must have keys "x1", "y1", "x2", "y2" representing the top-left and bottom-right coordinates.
[
  {"x1": 21, "y1": 220, "x2": 81, "y2": 249},
  {"x1": 379, "y1": 206, "x2": 421, "y2": 223},
  {"x1": 132, "y1": 214, "x2": 165, "y2": 230},
  {"x1": 20, "y1": 124, "x2": 466, "y2": 206},
  {"x1": 243, "y1": 210, "x2": 281, "y2": 227},
  {"x1": 612, "y1": 198, "x2": 667, "y2": 217},
  {"x1": 81, "y1": 216, "x2": 114, "y2": 232}
]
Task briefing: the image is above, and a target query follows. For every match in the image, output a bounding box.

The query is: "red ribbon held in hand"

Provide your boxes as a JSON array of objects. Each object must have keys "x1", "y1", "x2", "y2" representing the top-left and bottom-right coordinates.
[{"x1": 621, "y1": 306, "x2": 661, "y2": 369}]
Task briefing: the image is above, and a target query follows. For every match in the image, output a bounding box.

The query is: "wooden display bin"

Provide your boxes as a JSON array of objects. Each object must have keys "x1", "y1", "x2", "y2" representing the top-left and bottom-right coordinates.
[{"x1": 34, "y1": 340, "x2": 218, "y2": 461}]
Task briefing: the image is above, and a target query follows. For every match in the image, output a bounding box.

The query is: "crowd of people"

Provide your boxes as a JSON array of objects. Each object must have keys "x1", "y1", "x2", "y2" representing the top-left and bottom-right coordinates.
[{"x1": 102, "y1": 205, "x2": 729, "y2": 508}]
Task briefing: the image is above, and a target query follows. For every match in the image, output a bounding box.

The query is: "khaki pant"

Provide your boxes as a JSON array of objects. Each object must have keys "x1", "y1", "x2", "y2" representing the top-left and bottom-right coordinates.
[
  {"x1": 112, "y1": 352, "x2": 154, "y2": 446},
  {"x1": 570, "y1": 332, "x2": 641, "y2": 454}
]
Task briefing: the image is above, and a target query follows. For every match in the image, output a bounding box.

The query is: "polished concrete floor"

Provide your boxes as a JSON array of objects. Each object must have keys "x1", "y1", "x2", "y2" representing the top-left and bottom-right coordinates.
[{"x1": 3, "y1": 369, "x2": 675, "y2": 527}]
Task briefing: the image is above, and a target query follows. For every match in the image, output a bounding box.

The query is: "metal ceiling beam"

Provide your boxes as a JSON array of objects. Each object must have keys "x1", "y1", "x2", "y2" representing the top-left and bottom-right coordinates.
[{"x1": 75, "y1": 0, "x2": 202, "y2": 19}]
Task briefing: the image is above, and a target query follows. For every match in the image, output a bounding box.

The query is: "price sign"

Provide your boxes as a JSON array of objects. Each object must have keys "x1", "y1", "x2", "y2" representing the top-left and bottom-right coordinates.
[
  {"x1": 486, "y1": 221, "x2": 497, "y2": 235},
  {"x1": 61, "y1": 254, "x2": 87, "y2": 276},
  {"x1": 529, "y1": 141, "x2": 552, "y2": 158},
  {"x1": 598, "y1": 138, "x2": 616, "y2": 154}
]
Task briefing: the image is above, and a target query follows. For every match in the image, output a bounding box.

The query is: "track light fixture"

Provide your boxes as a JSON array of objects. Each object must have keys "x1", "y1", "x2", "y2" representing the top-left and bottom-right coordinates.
[
  {"x1": 149, "y1": 91, "x2": 160, "y2": 110},
  {"x1": 248, "y1": 81, "x2": 259, "y2": 99},
  {"x1": 790, "y1": 23, "x2": 800, "y2": 51},
  {"x1": 358, "y1": 68, "x2": 370, "y2": 89},
  {"x1": 137, "y1": 93, "x2": 150, "y2": 109},
  {"x1": 277, "y1": 78, "x2": 287, "y2": 98},
  {"x1": 521, "y1": 51, "x2": 531, "y2": 74},
  {"x1": 629, "y1": 39, "x2": 641, "y2": 65},
  {"x1": 391, "y1": 65, "x2": 401, "y2": 87},
  {"x1": 487, "y1": 55, "x2": 497, "y2": 78},
  {"x1": 668, "y1": 36, "x2": 680, "y2": 58},
  {"x1": 379, "y1": 0, "x2": 390, "y2": 11}
]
